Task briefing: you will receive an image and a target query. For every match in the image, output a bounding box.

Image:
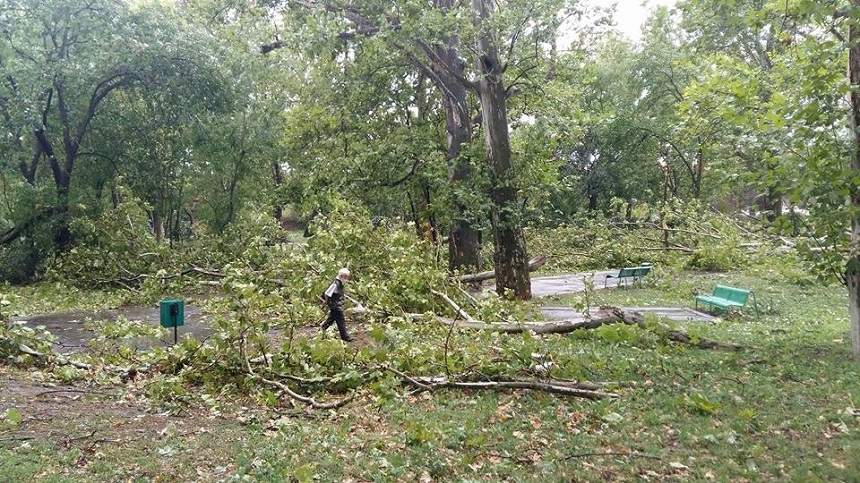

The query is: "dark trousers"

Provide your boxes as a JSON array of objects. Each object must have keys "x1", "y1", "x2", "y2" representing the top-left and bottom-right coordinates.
[{"x1": 322, "y1": 307, "x2": 351, "y2": 341}]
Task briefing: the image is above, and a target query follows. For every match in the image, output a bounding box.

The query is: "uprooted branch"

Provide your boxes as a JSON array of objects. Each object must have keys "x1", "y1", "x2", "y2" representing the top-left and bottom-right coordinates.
[
  {"x1": 17, "y1": 343, "x2": 92, "y2": 370},
  {"x1": 94, "y1": 265, "x2": 225, "y2": 288},
  {"x1": 402, "y1": 375, "x2": 619, "y2": 400},
  {"x1": 249, "y1": 371, "x2": 355, "y2": 410},
  {"x1": 242, "y1": 341, "x2": 353, "y2": 409}
]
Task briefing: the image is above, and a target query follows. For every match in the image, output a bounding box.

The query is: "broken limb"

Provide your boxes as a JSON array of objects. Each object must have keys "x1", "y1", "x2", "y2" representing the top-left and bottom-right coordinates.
[
  {"x1": 457, "y1": 255, "x2": 547, "y2": 283},
  {"x1": 14, "y1": 343, "x2": 150, "y2": 376},
  {"x1": 431, "y1": 289, "x2": 476, "y2": 322},
  {"x1": 242, "y1": 346, "x2": 352, "y2": 410},
  {"x1": 432, "y1": 307, "x2": 742, "y2": 351},
  {"x1": 401, "y1": 376, "x2": 619, "y2": 400}
]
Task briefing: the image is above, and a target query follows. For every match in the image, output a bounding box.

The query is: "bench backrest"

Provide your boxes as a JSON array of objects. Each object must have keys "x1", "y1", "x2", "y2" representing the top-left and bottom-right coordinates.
[
  {"x1": 617, "y1": 265, "x2": 653, "y2": 278},
  {"x1": 712, "y1": 285, "x2": 750, "y2": 304},
  {"x1": 618, "y1": 267, "x2": 638, "y2": 277}
]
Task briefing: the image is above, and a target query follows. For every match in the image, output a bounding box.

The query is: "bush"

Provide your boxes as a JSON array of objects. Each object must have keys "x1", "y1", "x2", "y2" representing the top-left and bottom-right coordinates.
[{"x1": 685, "y1": 244, "x2": 742, "y2": 272}]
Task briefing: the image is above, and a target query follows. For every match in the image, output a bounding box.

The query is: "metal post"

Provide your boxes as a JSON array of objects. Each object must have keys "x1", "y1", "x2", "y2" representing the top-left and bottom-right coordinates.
[{"x1": 174, "y1": 325, "x2": 178, "y2": 345}]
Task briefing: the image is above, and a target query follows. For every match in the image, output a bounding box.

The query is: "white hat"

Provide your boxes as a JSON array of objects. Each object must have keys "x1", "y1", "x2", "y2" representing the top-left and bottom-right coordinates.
[{"x1": 337, "y1": 267, "x2": 351, "y2": 280}]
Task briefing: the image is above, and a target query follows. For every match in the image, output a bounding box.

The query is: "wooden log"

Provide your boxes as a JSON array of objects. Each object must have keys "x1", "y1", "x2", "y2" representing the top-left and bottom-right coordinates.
[{"x1": 457, "y1": 255, "x2": 547, "y2": 283}]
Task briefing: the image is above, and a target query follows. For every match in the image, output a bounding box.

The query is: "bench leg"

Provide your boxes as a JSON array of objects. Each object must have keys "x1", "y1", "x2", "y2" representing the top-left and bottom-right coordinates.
[{"x1": 752, "y1": 292, "x2": 760, "y2": 319}]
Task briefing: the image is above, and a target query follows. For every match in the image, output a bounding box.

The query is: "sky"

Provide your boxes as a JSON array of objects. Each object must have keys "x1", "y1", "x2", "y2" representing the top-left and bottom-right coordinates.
[{"x1": 605, "y1": 0, "x2": 679, "y2": 41}]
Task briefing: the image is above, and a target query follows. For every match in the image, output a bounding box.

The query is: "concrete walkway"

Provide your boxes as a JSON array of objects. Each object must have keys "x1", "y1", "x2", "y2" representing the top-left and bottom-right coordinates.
[
  {"x1": 11, "y1": 305, "x2": 211, "y2": 354},
  {"x1": 529, "y1": 270, "x2": 621, "y2": 298},
  {"x1": 530, "y1": 270, "x2": 716, "y2": 323}
]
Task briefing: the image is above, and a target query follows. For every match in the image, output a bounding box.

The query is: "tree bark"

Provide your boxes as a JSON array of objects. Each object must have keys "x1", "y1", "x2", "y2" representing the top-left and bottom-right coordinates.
[
  {"x1": 848, "y1": 5, "x2": 860, "y2": 360},
  {"x1": 471, "y1": 0, "x2": 531, "y2": 299},
  {"x1": 433, "y1": 308, "x2": 742, "y2": 351},
  {"x1": 272, "y1": 160, "x2": 284, "y2": 222},
  {"x1": 443, "y1": 86, "x2": 481, "y2": 271},
  {"x1": 425, "y1": 3, "x2": 481, "y2": 272}
]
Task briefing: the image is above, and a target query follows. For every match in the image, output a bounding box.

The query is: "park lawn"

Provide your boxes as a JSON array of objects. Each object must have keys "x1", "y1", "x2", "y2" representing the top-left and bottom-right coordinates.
[{"x1": 1, "y1": 268, "x2": 859, "y2": 481}]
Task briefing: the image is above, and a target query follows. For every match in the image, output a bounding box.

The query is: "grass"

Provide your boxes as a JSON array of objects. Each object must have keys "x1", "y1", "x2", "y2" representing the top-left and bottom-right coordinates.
[{"x1": 2, "y1": 266, "x2": 859, "y2": 481}]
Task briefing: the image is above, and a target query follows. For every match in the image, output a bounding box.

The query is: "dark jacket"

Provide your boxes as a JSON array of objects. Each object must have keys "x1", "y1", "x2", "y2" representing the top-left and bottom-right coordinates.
[{"x1": 323, "y1": 278, "x2": 344, "y2": 310}]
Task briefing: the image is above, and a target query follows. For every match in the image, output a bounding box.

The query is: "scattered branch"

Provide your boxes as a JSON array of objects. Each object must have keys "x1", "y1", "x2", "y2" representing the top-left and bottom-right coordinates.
[
  {"x1": 431, "y1": 289, "x2": 476, "y2": 322},
  {"x1": 565, "y1": 451, "x2": 661, "y2": 460}
]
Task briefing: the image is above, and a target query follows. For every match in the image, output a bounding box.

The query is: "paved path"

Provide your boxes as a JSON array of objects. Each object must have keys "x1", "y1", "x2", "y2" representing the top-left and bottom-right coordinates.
[
  {"x1": 529, "y1": 270, "x2": 620, "y2": 298},
  {"x1": 11, "y1": 305, "x2": 211, "y2": 354},
  {"x1": 530, "y1": 271, "x2": 716, "y2": 323}
]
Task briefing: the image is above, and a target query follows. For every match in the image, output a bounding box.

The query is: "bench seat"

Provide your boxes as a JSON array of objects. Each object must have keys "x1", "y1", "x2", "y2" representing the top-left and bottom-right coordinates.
[
  {"x1": 695, "y1": 295, "x2": 744, "y2": 309},
  {"x1": 694, "y1": 284, "x2": 758, "y2": 317}
]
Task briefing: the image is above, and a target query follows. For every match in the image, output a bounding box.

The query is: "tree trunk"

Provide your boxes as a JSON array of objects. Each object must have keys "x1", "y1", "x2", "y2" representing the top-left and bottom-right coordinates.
[
  {"x1": 152, "y1": 206, "x2": 163, "y2": 242},
  {"x1": 272, "y1": 160, "x2": 284, "y2": 222},
  {"x1": 472, "y1": 0, "x2": 530, "y2": 300},
  {"x1": 848, "y1": 6, "x2": 860, "y2": 360},
  {"x1": 54, "y1": 185, "x2": 72, "y2": 248},
  {"x1": 428, "y1": 27, "x2": 481, "y2": 272},
  {"x1": 445, "y1": 98, "x2": 481, "y2": 271}
]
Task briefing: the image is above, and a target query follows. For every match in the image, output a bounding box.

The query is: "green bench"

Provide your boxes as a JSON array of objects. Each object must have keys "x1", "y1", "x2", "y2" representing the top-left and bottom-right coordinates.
[
  {"x1": 695, "y1": 285, "x2": 759, "y2": 316},
  {"x1": 605, "y1": 264, "x2": 652, "y2": 288}
]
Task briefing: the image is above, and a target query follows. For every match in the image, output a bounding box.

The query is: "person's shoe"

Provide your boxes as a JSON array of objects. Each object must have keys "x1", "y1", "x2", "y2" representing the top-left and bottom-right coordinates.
[{"x1": 342, "y1": 337, "x2": 355, "y2": 343}]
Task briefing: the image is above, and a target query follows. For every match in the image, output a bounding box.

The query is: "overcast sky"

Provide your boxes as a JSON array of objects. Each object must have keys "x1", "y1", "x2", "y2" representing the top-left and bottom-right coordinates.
[{"x1": 606, "y1": 0, "x2": 678, "y2": 41}]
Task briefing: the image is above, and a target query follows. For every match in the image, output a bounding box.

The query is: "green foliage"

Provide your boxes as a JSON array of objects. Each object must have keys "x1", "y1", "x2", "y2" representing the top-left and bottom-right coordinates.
[
  {"x1": 47, "y1": 194, "x2": 167, "y2": 286},
  {"x1": 529, "y1": 200, "x2": 755, "y2": 273},
  {"x1": 686, "y1": 243, "x2": 743, "y2": 272}
]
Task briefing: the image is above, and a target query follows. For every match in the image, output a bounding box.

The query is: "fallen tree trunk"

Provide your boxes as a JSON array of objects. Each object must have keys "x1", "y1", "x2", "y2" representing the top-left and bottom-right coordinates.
[
  {"x1": 457, "y1": 255, "x2": 547, "y2": 284},
  {"x1": 17, "y1": 343, "x2": 92, "y2": 370},
  {"x1": 434, "y1": 307, "x2": 643, "y2": 334},
  {"x1": 434, "y1": 307, "x2": 742, "y2": 351},
  {"x1": 431, "y1": 289, "x2": 476, "y2": 322}
]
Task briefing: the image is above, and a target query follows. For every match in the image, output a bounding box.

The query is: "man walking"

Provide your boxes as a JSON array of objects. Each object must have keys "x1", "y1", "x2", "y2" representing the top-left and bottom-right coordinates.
[{"x1": 320, "y1": 268, "x2": 354, "y2": 342}]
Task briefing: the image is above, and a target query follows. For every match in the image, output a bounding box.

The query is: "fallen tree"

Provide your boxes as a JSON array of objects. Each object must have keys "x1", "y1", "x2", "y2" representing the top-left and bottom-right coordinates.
[
  {"x1": 457, "y1": 255, "x2": 547, "y2": 284},
  {"x1": 432, "y1": 306, "x2": 743, "y2": 351}
]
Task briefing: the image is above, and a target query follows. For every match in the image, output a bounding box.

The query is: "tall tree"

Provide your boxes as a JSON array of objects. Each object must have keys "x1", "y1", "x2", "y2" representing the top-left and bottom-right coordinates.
[
  {"x1": 261, "y1": 0, "x2": 567, "y2": 297},
  {"x1": 847, "y1": 1, "x2": 860, "y2": 359},
  {"x1": 471, "y1": 0, "x2": 530, "y2": 298},
  {"x1": 0, "y1": 0, "x2": 222, "y2": 248}
]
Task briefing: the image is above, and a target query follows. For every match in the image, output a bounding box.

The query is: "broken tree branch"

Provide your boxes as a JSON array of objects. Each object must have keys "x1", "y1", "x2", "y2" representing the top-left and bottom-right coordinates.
[
  {"x1": 243, "y1": 345, "x2": 352, "y2": 410},
  {"x1": 457, "y1": 255, "x2": 547, "y2": 283},
  {"x1": 403, "y1": 376, "x2": 619, "y2": 400},
  {"x1": 433, "y1": 307, "x2": 742, "y2": 351},
  {"x1": 431, "y1": 289, "x2": 476, "y2": 322}
]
